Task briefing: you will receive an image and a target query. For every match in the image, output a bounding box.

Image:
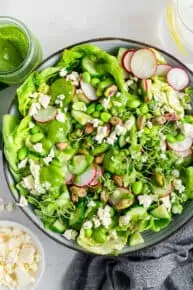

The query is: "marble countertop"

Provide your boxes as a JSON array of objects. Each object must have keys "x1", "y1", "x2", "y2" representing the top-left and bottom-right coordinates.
[{"x1": 0, "y1": 0, "x2": 177, "y2": 289}]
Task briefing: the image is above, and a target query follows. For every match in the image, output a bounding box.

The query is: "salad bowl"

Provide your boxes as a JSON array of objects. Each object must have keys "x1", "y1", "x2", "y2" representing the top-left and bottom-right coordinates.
[{"x1": 3, "y1": 38, "x2": 193, "y2": 255}]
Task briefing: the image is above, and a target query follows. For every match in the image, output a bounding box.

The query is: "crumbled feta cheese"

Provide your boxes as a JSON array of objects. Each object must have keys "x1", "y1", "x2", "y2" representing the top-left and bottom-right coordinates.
[
  {"x1": 179, "y1": 123, "x2": 193, "y2": 138},
  {"x1": 172, "y1": 169, "x2": 180, "y2": 178},
  {"x1": 137, "y1": 129, "x2": 144, "y2": 138},
  {"x1": 56, "y1": 110, "x2": 65, "y2": 122},
  {"x1": 63, "y1": 229, "x2": 77, "y2": 240},
  {"x1": 106, "y1": 131, "x2": 117, "y2": 145},
  {"x1": 185, "y1": 103, "x2": 192, "y2": 110},
  {"x1": 119, "y1": 214, "x2": 130, "y2": 226},
  {"x1": 129, "y1": 75, "x2": 138, "y2": 82},
  {"x1": 160, "y1": 195, "x2": 171, "y2": 211},
  {"x1": 55, "y1": 99, "x2": 63, "y2": 107},
  {"x1": 87, "y1": 200, "x2": 96, "y2": 207},
  {"x1": 90, "y1": 118, "x2": 101, "y2": 128},
  {"x1": 92, "y1": 217, "x2": 101, "y2": 228},
  {"x1": 33, "y1": 143, "x2": 43, "y2": 153},
  {"x1": 83, "y1": 221, "x2": 93, "y2": 229},
  {"x1": 66, "y1": 71, "x2": 79, "y2": 86},
  {"x1": 97, "y1": 206, "x2": 112, "y2": 229},
  {"x1": 22, "y1": 175, "x2": 35, "y2": 191},
  {"x1": 43, "y1": 181, "x2": 51, "y2": 190},
  {"x1": 116, "y1": 92, "x2": 121, "y2": 97},
  {"x1": 173, "y1": 179, "x2": 185, "y2": 193},
  {"x1": 58, "y1": 94, "x2": 65, "y2": 100},
  {"x1": 126, "y1": 80, "x2": 134, "y2": 87},
  {"x1": 114, "y1": 124, "x2": 126, "y2": 136},
  {"x1": 160, "y1": 153, "x2": 167, "y2": 159},
  {"x1": 95, "y1": 126, "x2": 108, "y2": 143},
  {"x1": 29, "y1": 92, "x2": 39, "y2": 99},
  {"x1": 17, "y1": 196, "x2": 28, "y2": 207},
  {"x1": 59, "y1": 68, "x2": 68, "y2": 77},
  {"x1": 29, "y1": 160, "x2": 45, "y2": 195},
  {"x1": 102, "y1": 96, "x2": 111, "y2": 110},
  {"x1": 29, "y1": 122, "x2": 35, "y2": 129},
  {"x1": 146, "y1": 121, "x2": 153, "y2": 129},
  {"x1": 29, "y1": 103, "x2": 41, "y2": 116},
  {"x1": 18, "y1": 158, "x2": 28, "y2": 169},
  {"x1": 138, "y1": 195, "x2": 155, "y2": 209},
  {"x1": 39, "y1": 94, "x2": 50, "y2": 109},
  {"x1": 124, "y1": 118, "x2": 135, "y2": 131},
  {"x1": 43, "y1": 148, "x2": 55, "y2": 165}
]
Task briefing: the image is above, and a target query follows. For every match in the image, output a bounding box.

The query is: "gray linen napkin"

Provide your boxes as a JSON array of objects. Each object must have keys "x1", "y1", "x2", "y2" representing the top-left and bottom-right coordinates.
[{"x1": 64, "y1": 218, "x2": 193, "y2": 290}]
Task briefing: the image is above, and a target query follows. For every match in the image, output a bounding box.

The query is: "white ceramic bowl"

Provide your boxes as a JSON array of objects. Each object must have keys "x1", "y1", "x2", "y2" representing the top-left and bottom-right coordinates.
[{"x1": 0, "y1": 220, "x2": 45, "y2": 289}]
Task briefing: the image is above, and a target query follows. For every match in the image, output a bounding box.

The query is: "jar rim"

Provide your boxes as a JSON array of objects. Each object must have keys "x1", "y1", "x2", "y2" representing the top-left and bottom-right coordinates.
[{"x1": 0, "y1": 16, "x2": 32, "y2": 74}]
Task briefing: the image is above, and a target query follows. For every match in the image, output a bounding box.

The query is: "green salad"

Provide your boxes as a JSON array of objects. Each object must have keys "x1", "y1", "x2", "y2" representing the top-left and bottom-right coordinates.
[{"x1": 3, "y1": 44, "x2": 193, "y2": 255}]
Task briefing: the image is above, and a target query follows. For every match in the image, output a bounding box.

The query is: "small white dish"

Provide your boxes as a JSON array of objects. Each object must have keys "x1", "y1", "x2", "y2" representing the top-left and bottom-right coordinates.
[{"x1": 0, "y1": 220, "x2": 45, "y2": 289}]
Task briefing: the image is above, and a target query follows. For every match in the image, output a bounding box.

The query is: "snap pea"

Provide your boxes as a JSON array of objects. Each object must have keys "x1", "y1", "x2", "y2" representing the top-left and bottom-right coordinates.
[
  {"x1": 132, "y1": 181, "x2": 143, "y2": 195},
  {"x1": 96, "y1": 79, "x2": 113, "y2": 97},
  {"x1": 82, "y1": 72, "x2": 91, "y2": 83},
  {"x1": 18, "y1": 147, "x2": 27, "y2": 161},
  {"x1": 100, "y1": 112, "x2": 111, "y2": 122},
  {"x1": 30, "y1": 133, "x2": 44, "y2": 143},
  {"x1": 87, "y1": 103, "x2": 96, "y2": 115},
  {"x1": 92, "y1": 227, "x2": 107, "y2": 243}
]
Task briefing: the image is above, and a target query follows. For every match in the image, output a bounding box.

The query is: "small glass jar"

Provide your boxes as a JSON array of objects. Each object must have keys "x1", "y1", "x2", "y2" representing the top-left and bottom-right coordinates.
[{"x1": 0, "y1": 17, "x2": 42, "y2": 84}]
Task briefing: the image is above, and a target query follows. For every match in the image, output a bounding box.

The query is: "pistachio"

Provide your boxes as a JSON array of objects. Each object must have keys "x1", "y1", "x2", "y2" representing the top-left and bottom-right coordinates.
[
  {"x1": 116, "y1": 198, "x2": 134, "y2": 210},
  {"x1": 152, "y1": 116, "x2": 166, "y2": 125},
  {"x1": 85, "y1": 123, "x2": 94, "y2": 134},
  {"x1": 113, "y1": 175, "x2": 123, "y2": 187},
  {"x1": 56, "y1": 142, "x2": 68, "y2": 151},
  {"x1": 137, "y1": 115, "x2": 146, "y2": 130},
  {"x1": 95, "y1": 154, "x2": 104, "y2": 164},
  {"x1": 110, "y1": 116, "x2": 123, "y2": 126},
  {"x1": 104, "y1": 84, "x2": 118, "y2": 97},
  {"x1": 70, "y1": 186, "x2": 87, "y2": 203},
  {"x1": 155, "y1": 172, "x2": 165, "y2": 187},
  {"x1": 100, "y1": 190, "x2": 109, "y2": 203}
]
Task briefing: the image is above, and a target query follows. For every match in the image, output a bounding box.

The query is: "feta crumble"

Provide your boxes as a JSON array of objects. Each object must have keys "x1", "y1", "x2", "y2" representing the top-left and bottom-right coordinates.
[
  {"x1": 87, "y1": 200, "x2": 96, "y2": 207},
  {"x1": 173, "y1": 179, "x2": 185, "y2": 193},
  {"x1": 59, "y1": 68, "x2": 68, "y2": 77},
  {"x1": 33, "y1": 143, "x2": 43, "y2": 153},
  {"x1": 92, "y1": 217, "x2": 101, "y2": 228},
  {"x1": 90, "y1": 118, "x2": 101, "y2": 128},
  {"x1": 18, "y1": 158, "x2": 28, "y2": 169},
  {"x1": 63, "y1": 229, "x2": 78, "y2": 240},
  {"x1": 172, "y1": 169, "x2": 180, "y2": 178},
  {"x1": 17, "y1": 196, "x2": 28, "y2": 207},
  {"x1": 160, "y1": 195, "x2": 171, "y2": 211},
  {"x1": 138, "y1": 195, "x2": 155, "y2": 209},
  {"x1": 97, "y1": 206, "x2": 112, "y2": 229},
  {"x1": 29, "y1": 103, "x2": 41, "y2": 116},
  {"x1": 119, "y1": 214, "x2": 130, "y2": 227},
  {"x1": 39, "y1": 94, "x2": 50, "y2": 109},
  {"x1": 66, "y1": 71, "x2": 79, "y2": 86},
  {"x1": 83, "y1": 221, "x2": 93, "y2": 229},
  {"x1": 107, "y1": 132, "x2": 117, "y2": 145},
  {"x1": 95, "y1": 126, "x2": 108, "y2": 143},
  {"x1": 56, "y1": 110, "x2": 65, "y2": 122},
  {"x1": 102, "y1": 96, "x2": 111, "y2": 110},
  {"x1": 22, "y1": 175, "x2": 35, "y2": 191}
]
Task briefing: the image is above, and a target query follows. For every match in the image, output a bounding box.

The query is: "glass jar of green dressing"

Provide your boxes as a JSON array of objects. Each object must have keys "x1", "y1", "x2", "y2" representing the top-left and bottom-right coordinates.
[{"x1": 0, "y1": 17, "x2": 42, "y2": 84}]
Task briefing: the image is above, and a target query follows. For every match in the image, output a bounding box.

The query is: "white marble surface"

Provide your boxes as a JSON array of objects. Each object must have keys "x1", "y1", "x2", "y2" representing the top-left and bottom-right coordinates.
[{"x1": 0, "y1": 0, "x2": 175, "y2": 289}]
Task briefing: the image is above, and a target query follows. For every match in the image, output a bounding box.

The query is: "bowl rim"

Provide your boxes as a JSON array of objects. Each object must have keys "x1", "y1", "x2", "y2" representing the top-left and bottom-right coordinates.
[
  {"x1": 0, "y1": 220, "x2": 45, "y2": 287},
  {"x1": 3, "y1": 37, "x2": 193, "y2": 257}
]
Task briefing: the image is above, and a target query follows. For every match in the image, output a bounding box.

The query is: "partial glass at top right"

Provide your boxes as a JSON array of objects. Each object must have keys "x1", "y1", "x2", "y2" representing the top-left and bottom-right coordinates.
[{"x1": 158, "y1": 0, "x2": 193, "y2": 68}]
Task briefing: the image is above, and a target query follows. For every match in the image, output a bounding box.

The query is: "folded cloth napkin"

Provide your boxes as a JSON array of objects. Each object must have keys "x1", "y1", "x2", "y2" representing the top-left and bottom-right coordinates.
[{"x1": 64, "y1": 218, "x2": 193, "y2": 290}]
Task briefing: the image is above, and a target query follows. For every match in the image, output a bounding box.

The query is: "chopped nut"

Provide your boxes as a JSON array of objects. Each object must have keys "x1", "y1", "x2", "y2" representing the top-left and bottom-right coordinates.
[
  {"x1": 104, "y1": 85, "x2": 118, "y2": 97},
  {"x1": 164, "y1": 113, "x2": 179, "y2": 122},
  {"x1": 154, "y1": 172, "x2": 165, "y2": 187},
  {"x1": 85, "y1": 123, "x2": 94, "y2": 134},
  {"x1": 56, "y1": 142, "x2": 68, "y2": 151},
  {"x1": 95, "y1": 154, "x2": 104, "y2": 164},
  {"x1": 71, "y1": 194, "x2": 79, "y2": 203},
  {"x1": 110, "y1": 117, "x2": 123, "y2": 126},
  {"x1": 113, "y1": 175, "x2": 123, "y2": 187},
  {"x1": 152, "y1": 116, "x2": 166, "y2": 125},
  {"x1": 116, "y1": 198, "x2": 134, "y2": 210},
  {"x1": 137, "y1": 116, "x2": 146, "y2": 130},
  {"x1": 70, "y1": 186, "x2": 87, "y2": 202},
  {"x1": 100, "y1": 190, "x2": 109, "y2": 203}
]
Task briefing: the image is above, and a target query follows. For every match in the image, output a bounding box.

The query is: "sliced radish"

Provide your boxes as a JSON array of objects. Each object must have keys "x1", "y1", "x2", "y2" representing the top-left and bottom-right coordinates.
[
  {"x1": 174, "y1": 148, "x2": 192, "y2": 158},
  {"x1": 167, "y1": 67, "x2": 189, "y2": 91},
  {"x1": 168, "y1": 136, "x2": 193, "y2": 152},
  {"x1": 155, "y1": 64, "x2": 172, "y2": 76},
  {"x1": 122, "y1": 49, "x2": 135, "y2": 73},
  {"x1": 141, "y1": 79, "x2": 152, "y2": 102},
  {"x1": 74, "y1": 165, "x2": 96, "y2": 187},
  {"x1": 164, "y1": 183, "x2": 173, "y2": 197},
  {"x1": 33, "y1": 106, "x2": 57, "y2": 123},
  {"x1": 130, "y1": 48, "x2": 157, "y2": 79},
  {"x1": 80, "y1": 80, "x2": 98, "y2": 101},
  {"x1": 90, "y1": 166, "x2": 103, "y2": 186},
  {"x1": 164, "y1": 113, "x2": 179, "y2": 122}
]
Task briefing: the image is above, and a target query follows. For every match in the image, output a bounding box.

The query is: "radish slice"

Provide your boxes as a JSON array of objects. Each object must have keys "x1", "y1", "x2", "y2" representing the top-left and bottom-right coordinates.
[
  {"x1": 167, "y1": 67, "x2": 189, "y2": 91},
  {"x1": 174, "y1": 148, "x2": 192, "y2": 158},
  {"x1": 90, "y1": 166, "x2": 103, "y2": 186},
  {"x1": 80, "y1": 80, "x2": 98, "y2": 101},
  {"x1": 33, "y1": 106, "x2": 57, "y2": 123},
  {"x1": 154, "y1": 183, "x2": 173, "y2": 197},
  {"x1": 130, "y1": 48, "x2": 157, "y2": 79},
  {"x1": 168, "y1": 136, "x2": 193, "y2": 152},
  {"x1": 164, "y1": 183, "x2": 173, "y2": 197},
  {"x1": 74, "y1": 165, "x2": 96, "y2": 187},
  {"x1": 122, "y1": 49, "x2": 135, "y2": 73},
  {"x1": 65, "y1": 171, "x2": 74, "y2": 185},
  {"x1": 155, "y1": 64, "x2": 172, "y2": 76}
]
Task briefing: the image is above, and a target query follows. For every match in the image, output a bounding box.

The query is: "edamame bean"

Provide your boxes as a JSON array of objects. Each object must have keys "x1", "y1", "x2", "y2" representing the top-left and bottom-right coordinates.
[
  {"x1": 30, "y1": 133, "x2": 44, "y2": 143},
  {"x1": 166, "y1": 134, "x2": 176, "y2": 143},
  {"x1": 82, "y1": 72, "x2": 91, "y2": 83},
  {"x1": 96, "y1": 104, "x2": 103, "y2": 112},
  {"x1": 92, "y1": 111, "x2": 100, "y2": 118},
  {"x1": 100, "y1": 112, "x2": 111, "y2": 122},
  {"x1": 18, "y1": 147, "x2": 27, "y2": 161},
  {"x1": 87, "y1": 103, "x2": 96, "y2": 115},
  {"x1": 85, "y1": 229, "x2": 92, "y2": 238},
  {"x1": 132, "y1": 181, "x2": 143, "y2": 195},
  {"x1": 176, "y1": 133, "x2": 185, "y2": 142},
  {"x1": 92, "y1": 227, "x2": 107, "y2": 243},
  {"x1": 91, "y1": 77, "x2": 100, "y2": 87},
  {"x1": 31, "y1": 126, "x2": 39, "y2": 134},
  {"x1": 128, "y1": 99, "x2": 141, "y2": 109}
]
